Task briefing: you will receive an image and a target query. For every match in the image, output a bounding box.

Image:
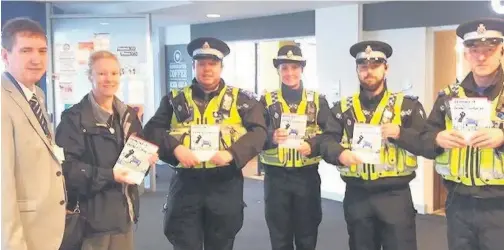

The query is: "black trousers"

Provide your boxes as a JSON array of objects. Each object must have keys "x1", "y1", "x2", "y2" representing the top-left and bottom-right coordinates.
[
  {"x1": 446, "y1": 192, "x2": 504, "y2": 250},
  {"x1": 163, "y1": 170, "x2": 245, "y2": 250},
  {"x1": 264, "y1": 166, "x2": 322, "y2": 250},
  {"x1": 343, "y1": 185, "x2": 417, "y2": 250}
]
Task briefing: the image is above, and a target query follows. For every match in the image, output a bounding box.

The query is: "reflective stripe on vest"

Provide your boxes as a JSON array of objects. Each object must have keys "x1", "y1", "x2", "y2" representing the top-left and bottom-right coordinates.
[
  {"x1": 435, "y1": 84, "x2": 504, "y2": 186},
  {"x1": 259, "y1": 89, "x2": 322, "y2": 167},
  {"x1": 338, "y1": 91, "x2": 417, "y2": 180},
  {"x1": 168, "y1": 86, "x2": 247, "y2": 169}
]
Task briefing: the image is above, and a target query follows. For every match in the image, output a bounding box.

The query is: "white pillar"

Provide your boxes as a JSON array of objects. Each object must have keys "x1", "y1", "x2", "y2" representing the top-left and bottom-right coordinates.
[{"x1": 316, "y1": 4, "x2": 363, "y2": 201}]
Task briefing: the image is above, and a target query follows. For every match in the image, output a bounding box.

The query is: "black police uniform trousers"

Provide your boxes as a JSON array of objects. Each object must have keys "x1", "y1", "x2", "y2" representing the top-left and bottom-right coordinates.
[
  {"x1": 446, "y1": 192, "x2": 504, "y2": 250},
  {"x1": 264, "y1": 165, "x2": 322, "y2": 250},
  {"x1": 343, "y1": 185, "x2": 417, "y2": 250},
  {"x1": 163, "y1": 167, "x2": 245, "y2": 250}
]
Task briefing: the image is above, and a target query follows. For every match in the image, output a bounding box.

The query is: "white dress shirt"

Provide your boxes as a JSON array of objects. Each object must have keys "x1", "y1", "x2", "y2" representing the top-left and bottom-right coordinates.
[{"x1": 18, "y1": 81, "x2": 36, "y2": 102}]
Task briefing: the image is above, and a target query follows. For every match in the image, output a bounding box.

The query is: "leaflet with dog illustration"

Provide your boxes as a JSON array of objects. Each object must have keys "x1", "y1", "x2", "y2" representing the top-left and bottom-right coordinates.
[
  {"x1": 190, "y1": 125, "x2": 220, "y2": 162},
  {"x1": 351, "y1": 123, "x2": 382, "y2": 165},
  {"x1": 114, "y1": 135, "x2": 159, "y2": 185},
  {"x1": 449, "y1": 98, "x2": 492, "y2": 142},
  {"x1": 279, "y1": 114, "x2": 307, "y2": 149}
]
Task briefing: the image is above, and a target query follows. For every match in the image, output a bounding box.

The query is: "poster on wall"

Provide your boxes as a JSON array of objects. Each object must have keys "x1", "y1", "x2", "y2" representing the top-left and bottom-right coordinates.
[
  {"x1": 117, "y1": 46, "x2": 138, "y2": 57},
  {"x1": 58, "y1": 78, "x2": 74, "y2": 102},
  {"x1": 77, "y1": 42, "x2": 94, "y2": 65},
  {"x1": 166, "y1": 44, "x2": 192, "y2": 91},
  {"x1": 55, "y1": 43, "x2": 77, "y2": 74}
]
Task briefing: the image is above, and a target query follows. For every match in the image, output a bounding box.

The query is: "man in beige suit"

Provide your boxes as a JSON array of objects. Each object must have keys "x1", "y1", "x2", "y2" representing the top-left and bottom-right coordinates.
[{"x1": 1, "y1": 17, "x2": 66, "y2": 250}]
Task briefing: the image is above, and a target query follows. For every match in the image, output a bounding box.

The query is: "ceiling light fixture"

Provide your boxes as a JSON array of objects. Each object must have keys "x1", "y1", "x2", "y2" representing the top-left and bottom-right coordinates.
[
  {"x1": 491, "y1": 0, "x2": 504, "y2": 14},
  {"x1": 206, "y1": 14, "x2": 221, "y2": 18},
  {"x1": 100, "y1": 22, "x2": 109, "y2": 25}
]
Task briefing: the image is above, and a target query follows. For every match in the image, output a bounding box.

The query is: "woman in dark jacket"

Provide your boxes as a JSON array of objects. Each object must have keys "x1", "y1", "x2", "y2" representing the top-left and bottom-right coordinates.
[{"x1": 56, "y1": 50, "x2": 158, "y2": 250}]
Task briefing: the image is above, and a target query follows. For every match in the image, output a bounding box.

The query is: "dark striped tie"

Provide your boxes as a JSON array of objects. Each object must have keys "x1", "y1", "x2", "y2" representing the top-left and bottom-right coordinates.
[{"x1": 28, "y1": 94, "x2": 50, "y2": 138}]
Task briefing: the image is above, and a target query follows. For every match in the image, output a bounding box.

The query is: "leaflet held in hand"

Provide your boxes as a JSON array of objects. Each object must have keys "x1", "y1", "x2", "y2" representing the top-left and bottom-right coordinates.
[
  {"x1": 449, "y1": 98, "x2": 492, "y2": 142},
  {"x1": 190, "y1": 125, "x2": 220, "y2": 162},
  {"x1": 114, "y1": 135, "x2": 159, "y2": 185},
  {"x1": 279, "y1": 114, "x2": 307, "y2": 149},
  {"x1": 351, "y1": 123, "x2": 382, "y2": 165}
]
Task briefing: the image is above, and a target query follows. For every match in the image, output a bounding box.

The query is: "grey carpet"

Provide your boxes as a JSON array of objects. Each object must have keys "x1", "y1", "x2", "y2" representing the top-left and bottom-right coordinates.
[{"x1": 134, "y1": 165, "x2": 448, "y2": 250}]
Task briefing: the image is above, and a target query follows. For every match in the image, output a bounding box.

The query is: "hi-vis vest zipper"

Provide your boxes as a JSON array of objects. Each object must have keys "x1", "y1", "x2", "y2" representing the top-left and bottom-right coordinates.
[
  {"x1": 168, "y1": 86, "x2": 247, "y2": 169},
  {"x1": 259, "y1": 89, "x2": 322, "y2": 167},
  {"x1": 435, "y1": 84, "x2": 504, "y2": 186},
  {"x1": 339, "y1": 91, "x2": 417, "y2": 181}
]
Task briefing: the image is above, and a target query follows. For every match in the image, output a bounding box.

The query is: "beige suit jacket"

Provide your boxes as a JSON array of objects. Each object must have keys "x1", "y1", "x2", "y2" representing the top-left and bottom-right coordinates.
[{"x1": 1, "y1": 73, "x2": 66, "y2": 250}]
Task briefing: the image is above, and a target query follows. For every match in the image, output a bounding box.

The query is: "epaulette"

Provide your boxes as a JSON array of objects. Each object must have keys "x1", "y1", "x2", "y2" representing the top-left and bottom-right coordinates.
[
  {"x1": 438, "y1": 83, "x2": 461, "y2": 97},
  {"x1": 404, "y1": 95, "x2": 419, "y2": 101},
  {"x1": 239, "y1": 88, "x2": 257, "y2": 100}
]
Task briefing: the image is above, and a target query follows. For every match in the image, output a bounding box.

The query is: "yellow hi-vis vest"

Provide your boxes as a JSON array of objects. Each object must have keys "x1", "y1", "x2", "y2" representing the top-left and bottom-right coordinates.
[
  {"x1": 168, "y1": 85, "x2": 247, "y2": 169},
  {"x1": 338, "y1": 91, "x2": 418, "y2": 180},
  {"x1": 435, "y1": 84, "x2": 504, "y2": 186},
  {"x1": 259, "y1": 89, "x2": 323, "y2": 167}
]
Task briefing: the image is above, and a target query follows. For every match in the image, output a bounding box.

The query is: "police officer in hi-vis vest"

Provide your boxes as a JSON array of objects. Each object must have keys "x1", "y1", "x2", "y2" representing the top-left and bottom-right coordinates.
[
  {"x1": 420, "y1": 18, "x2": 504, "y2": 250},
  {"x1": 259, "y1": 45, "x2": 331, "y2": 250},
  {"x1": 320, "y1": 41, "x2": 427, "y2": 250},
  {"x1": 143, "y1": 37, "x2": 267, "y2": 250}
]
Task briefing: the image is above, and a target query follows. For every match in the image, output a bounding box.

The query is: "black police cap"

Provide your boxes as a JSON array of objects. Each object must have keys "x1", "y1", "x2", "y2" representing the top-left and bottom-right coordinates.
[
  {"x1": 349, "y1": 40, "x2": 393, "y2": 65},
  {"x1": 273, "y1": 45, "x2": 306, "y2": 68},
  {"x1": 456, "y1": 18, "x2": 504, "y2": 47},
  {"x1": 187, "y1": 37, "x2": 230, "y2": 61}
]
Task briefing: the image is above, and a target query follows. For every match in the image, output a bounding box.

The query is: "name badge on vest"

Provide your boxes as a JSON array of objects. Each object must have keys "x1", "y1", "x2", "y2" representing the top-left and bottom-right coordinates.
[
  {"x1": 213, "y1": 111, "x2": 224, "y2": 124},
  {"x1": 343, "y1": 109, "x2": 356, "y2": 139},
  {"x1": 171, "y1": 93, "x2": 192, "y2": 122},
  {"x1": 219, "y1": 89, "x2": 234, "y2": 120},
  {"x1": 444, "y1": 99, "x2": 452, "y2": 120},
  {"x1": 382, "y1": 108, "x2": 394, "y2": 124},
  {"x1": 269, "y1": 102, "x2": 282, "y2": 129},
  {"x1": 306, "y1": 91, "x2": 315, "y2": 102}
]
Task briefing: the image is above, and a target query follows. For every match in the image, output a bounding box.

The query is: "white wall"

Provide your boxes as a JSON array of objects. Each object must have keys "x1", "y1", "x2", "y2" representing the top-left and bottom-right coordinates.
[
  {"x1": 257, "y1": 41, "x2": 280, "y2": 93},
  {"x1": 363, "y1": 27, "x2": 431, "y2": 213},
  {"x1": 222, "y1": 41, "x2": 256, "y2": 92},
  {"x1": 165, "y1": 25, "x2": 191, "y2": 45},
  {"x1": 151, "y1": 26, "x2": 166, "y2": 107},
  {"x1": 316, "y1": 4, "x2": 363, "y2": 202}
]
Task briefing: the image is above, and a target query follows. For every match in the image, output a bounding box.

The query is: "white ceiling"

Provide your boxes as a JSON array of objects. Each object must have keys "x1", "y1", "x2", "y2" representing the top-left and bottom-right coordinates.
[
  {"x1": 150, "y1": 1, "x2": 347, "y2": 25},
  {"x1": 50, "y1": 0, "x2": 387, "y2": 26}
]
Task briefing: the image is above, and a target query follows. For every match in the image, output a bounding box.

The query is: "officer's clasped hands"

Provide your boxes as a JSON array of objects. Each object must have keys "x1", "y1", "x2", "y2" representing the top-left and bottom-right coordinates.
[
  {"x1": 468, "y1": 128, "x2": 504, "y2": 149},
  {"x1": 209, "y1": 150, "x2": 234, "y2": 167},
  {"x1": 338, "y1": 149, "x2": 363, "y2": 167},
  {"x1": 381, "y1": 123, "x2": 400, "y2": 140},
  {"x1": 174, "y1": 145, "x2": 201, "y2": 168},
  {"x1": 297, "y1": 142, "x2": 312, "y2": 157},
  {"x1": 436, "y1": 130, "x2": 467, "y2": 149},
  {"x1": 273, "y1": 128, "x2": 288, "y2": 144},
  {"x1": 436, "y1": 128, "x2": 504, "y2": 149}
]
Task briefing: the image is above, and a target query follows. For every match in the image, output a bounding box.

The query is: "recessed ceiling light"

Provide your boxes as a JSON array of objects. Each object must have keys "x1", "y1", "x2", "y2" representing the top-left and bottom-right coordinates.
[
  {"x1": 100, "y1": 22, "x2": 109, "y2": 25},
  {"x1": 206, "y1": 14, "x2": 220, "y2": 18}
]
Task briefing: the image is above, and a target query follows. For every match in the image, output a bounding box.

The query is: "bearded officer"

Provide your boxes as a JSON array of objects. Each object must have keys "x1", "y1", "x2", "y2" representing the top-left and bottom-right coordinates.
[
  {"x1": 320, "y1": 40, "x2": 427, "y2": 250},
  {"x1": 421, "y1": 18, "x2": 504, "y2": 250},
  {"x1": 143, "y1": 37, "x2": 267, "y2": 250},
  {"x1": 259, "y1": 45, "x2": 331, "y2": 250}
]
